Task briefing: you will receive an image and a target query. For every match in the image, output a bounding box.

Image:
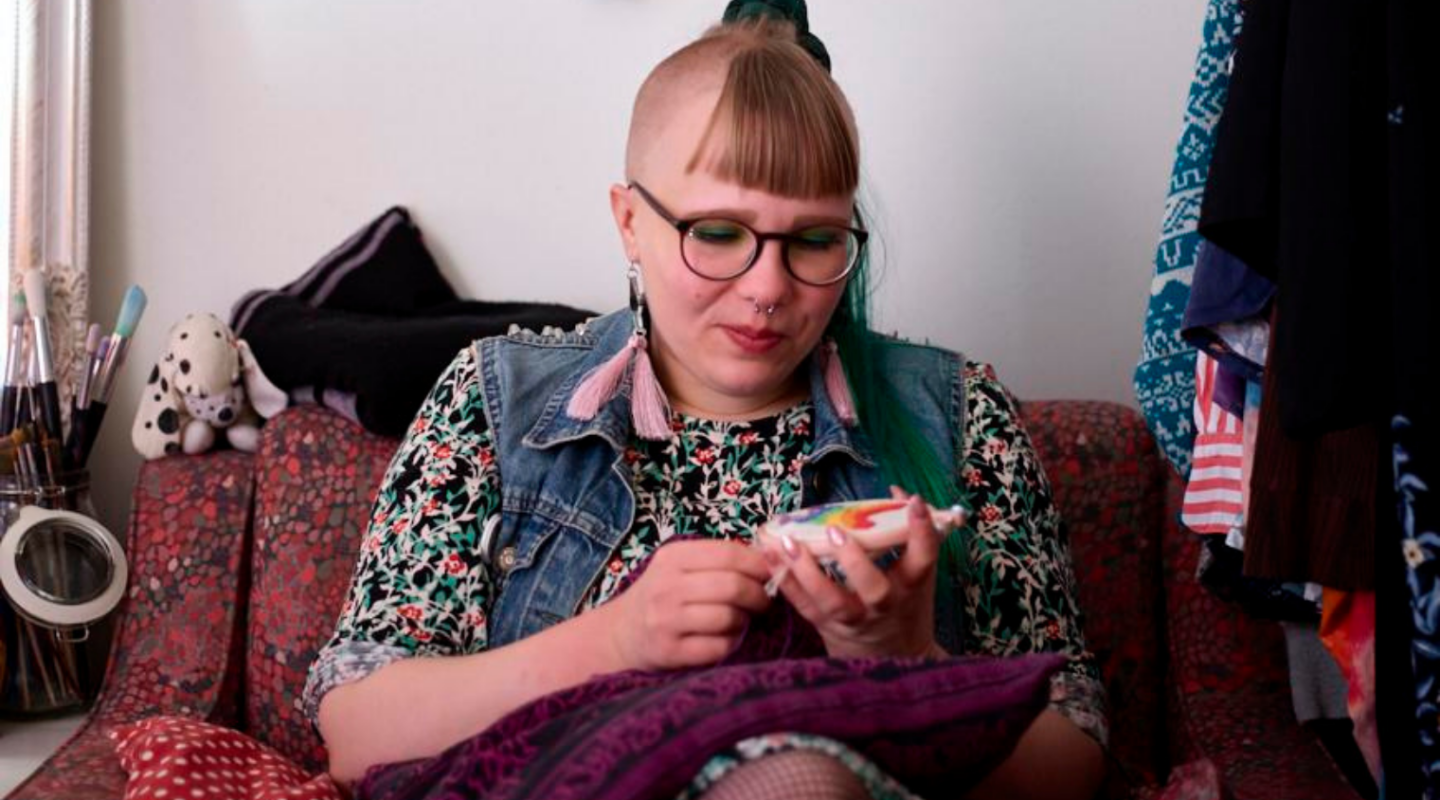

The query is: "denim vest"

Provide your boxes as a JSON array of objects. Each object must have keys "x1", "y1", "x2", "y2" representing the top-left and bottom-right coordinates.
[{"x1": 475, "y1": 310, "x2": 966, "y2": 652}]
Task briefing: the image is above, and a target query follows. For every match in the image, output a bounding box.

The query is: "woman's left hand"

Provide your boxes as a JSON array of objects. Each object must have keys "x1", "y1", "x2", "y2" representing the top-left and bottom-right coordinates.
[{"x1": 771, "y1": 488, "x2": 955, "y2": 659}]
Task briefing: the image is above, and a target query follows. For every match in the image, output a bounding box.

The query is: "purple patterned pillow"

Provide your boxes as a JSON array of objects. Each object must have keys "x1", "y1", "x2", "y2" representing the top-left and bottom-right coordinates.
[{"x1": 357, "y1": 653, "x2": 1063, "y2": 800}]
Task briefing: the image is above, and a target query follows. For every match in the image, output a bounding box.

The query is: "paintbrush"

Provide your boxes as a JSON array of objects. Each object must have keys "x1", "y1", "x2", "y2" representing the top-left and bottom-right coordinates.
[
  {"x1": 22, "y1": 271, "x2": 65, "y2": 449},
  {"x1": 1, "y1": 291, "x2": 26, "y2": 434},
  {"x1": 75, "y1": 323, "x2": 102, "y2": 410},
  {"x1": 92, "y1": 286, "x2": 147, "y2": 405},
  {"x1": 76, "y1": 286, "x2": 147, "y2": 466},
  {"x1": 65, "y1": 324, "x2": 103, "y2": 467}
]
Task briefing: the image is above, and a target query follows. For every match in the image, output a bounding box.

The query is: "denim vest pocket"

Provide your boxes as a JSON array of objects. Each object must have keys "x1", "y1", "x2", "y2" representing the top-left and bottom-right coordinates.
[{"x1": 487, "y1": 494, "x2": 624, "y2": 648}]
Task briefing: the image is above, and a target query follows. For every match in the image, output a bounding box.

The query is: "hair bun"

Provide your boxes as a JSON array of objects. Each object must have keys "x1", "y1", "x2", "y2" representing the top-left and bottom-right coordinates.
[{"x1": 720, "y1": 0, "x2": 832, "y2": 72}]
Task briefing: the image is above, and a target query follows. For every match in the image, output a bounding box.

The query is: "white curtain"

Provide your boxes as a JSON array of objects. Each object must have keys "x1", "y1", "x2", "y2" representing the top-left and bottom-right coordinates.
[{"x1": 6, "y1": 0, "x2": 91, "y2": 402}]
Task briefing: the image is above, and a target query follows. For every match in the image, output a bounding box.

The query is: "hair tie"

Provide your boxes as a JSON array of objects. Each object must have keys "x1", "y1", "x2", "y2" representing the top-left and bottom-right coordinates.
[{"x1": 721, "y1": 0, "x2": 832, "y2": 72}]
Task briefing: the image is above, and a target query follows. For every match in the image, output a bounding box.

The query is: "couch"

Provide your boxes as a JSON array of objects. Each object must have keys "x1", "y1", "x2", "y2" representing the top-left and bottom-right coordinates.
[{"x1": 7, "y1": 402, "x2": 1360, "y2": 800}]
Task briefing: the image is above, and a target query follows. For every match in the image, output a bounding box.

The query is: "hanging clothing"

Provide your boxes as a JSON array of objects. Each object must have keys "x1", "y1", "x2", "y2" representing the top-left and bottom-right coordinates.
[
  {"x1": 1181, "y1": 239, "x2": 1274, "y2": 384},
  {"x1": 1211, "y1": 359, "x2": 1248, "y2": 420},
  {"x1": 1181, "y1": 352, "x2": 1245, "y2": 535},
  {"x1": 1188, "y1": 371, "x2": 1324, "y2": 622},
  {"x1": 1244, "y1": 315, "x2": 1377, "y2": 591},
  {"x1": 1280, "y1": 620, "x2": 1350, "y2": 724},
  {"x1": 1388, "y1": 0, "x2": 1439, "y2": 786},
  {"x1": 1133, "y1": 0, "x2": 1243, "y2": 476},
  {"x1": 1228, "y1": 378, "x2": 1263, "y2": 552},
  {"x1": 1319, "y1": 590, "x2": 1378, "y2": 784},
  {"x1": 1196, "y1": 0, "x2": 1389, "y2": 438}
]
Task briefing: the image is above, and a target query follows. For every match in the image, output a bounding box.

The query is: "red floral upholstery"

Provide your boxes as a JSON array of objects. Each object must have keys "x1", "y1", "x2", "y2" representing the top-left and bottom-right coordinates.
[
  {"x1": 1023, "y1": 401, "x2": 1171, "y2": 797},
  {"x1": 6, "y1": 452, "x2": 256, "y2": 800},
  {"x1": 1162, "y1": 491, "x2": 1357, "y2": 799},
  {"x1": 1023, "y1": 401, "x2": 1357, "y2": 800},
  {"x1": 245, "y1": 407, "x2": 395, "y2": 772},
  {"x1": 6, "y1": 402, "x2": 1360, "y2": 799}
]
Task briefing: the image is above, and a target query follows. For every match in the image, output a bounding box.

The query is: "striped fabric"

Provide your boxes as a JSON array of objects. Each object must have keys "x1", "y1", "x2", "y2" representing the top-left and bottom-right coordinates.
[
  {"x1": 231, "y1": 207, "x2": 407, "y2": 333},
  {"x1": 1182, "y1": 352, "x2": 1245, "y2": 533}
]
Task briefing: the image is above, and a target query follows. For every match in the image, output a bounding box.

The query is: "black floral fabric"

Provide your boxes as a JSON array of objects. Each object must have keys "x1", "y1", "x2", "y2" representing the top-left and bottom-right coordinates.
[{"x1": 303, "y1": 345, "x2": 1108, "y2": 792}]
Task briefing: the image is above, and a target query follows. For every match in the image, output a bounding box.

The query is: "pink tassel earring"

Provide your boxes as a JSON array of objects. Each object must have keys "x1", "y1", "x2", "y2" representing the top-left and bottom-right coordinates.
[
  {"x1": 566, "y1": 262, "x2": 672, "y2": 440},
  {"x1": 821, "y1": 339, "x2": 858, "y2": 426}
]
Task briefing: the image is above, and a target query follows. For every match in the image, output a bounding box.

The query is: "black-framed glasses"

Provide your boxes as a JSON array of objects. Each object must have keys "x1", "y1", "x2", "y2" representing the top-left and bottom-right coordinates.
[{"x1": 629, "y1": 182, "x2": 867, "y2": 287}]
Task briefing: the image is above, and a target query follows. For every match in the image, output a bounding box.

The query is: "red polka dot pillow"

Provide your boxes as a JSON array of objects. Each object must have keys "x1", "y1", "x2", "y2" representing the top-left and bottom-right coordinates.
[{"x1": 108, "y1": 716, "x2": 343, "y2": 800}]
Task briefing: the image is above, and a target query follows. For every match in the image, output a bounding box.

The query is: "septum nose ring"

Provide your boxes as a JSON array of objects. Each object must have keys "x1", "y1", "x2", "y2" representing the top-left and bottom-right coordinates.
[{"x1": 752, "y1": 301, "x2": 777, "y2": 317}]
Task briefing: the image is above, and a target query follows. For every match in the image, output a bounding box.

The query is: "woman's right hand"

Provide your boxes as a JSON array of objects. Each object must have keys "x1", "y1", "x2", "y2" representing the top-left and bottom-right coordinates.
[{"x1": 602, "y1": 539, "x2": 773, "y2": 671}]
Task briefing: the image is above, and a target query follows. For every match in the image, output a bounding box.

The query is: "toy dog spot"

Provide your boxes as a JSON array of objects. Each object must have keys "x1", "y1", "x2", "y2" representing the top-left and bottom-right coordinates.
[
  {"x1": 180, "y1": 359, "x2": 191, "y2": 375},
  {"x1": 148, "y1": 366, "x2": 159, "y2": 384},
  {"x1": 157, "y1": 408, "x2": 180, "y2": 434}
]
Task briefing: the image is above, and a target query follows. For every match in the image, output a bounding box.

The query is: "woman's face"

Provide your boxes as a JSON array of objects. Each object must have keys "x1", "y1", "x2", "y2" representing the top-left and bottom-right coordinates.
[
  {"x1": 610, "y1": 92, "x2": 852, "y2": 420},
  {"x1": 611, "y1": 85, "x2": 856, "y2": 419},
  {"x1": 611, "y1": 161, "x2": 853, "y2": 419}
]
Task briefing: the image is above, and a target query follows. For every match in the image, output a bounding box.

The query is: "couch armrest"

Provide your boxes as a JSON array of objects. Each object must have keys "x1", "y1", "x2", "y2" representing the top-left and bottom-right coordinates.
[
  {"x1": 1025, "y1": 401, "x2": 1360, "y2": 800},
  {"x1": 1161, "y1": 483, "x2": 1361, "y2": 800},
  {"x1": 6, "y1": 451, "x2": 256, "y2": 800},
  {"x1": 1022, "y1": 400, "x2": 1172, "y2": 795},
  {"x1": 244, "y1": 405, "x2": 398, "y2": 773}
]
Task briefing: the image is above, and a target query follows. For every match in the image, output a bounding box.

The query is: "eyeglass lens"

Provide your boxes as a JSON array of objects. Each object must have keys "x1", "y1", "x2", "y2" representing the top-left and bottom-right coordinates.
[{"x1": 683, "y1": 220, "x2": 859, "y2": 284}]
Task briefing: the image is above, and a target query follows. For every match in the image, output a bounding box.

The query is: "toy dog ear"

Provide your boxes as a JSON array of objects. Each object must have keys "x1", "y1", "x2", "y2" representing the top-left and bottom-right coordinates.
[
  {"x1": 131, "y1": 359, "x2": 186, "y2": 460},
  {"x1": 237, "y1": 339, "x2": 287, "y2": 419}
]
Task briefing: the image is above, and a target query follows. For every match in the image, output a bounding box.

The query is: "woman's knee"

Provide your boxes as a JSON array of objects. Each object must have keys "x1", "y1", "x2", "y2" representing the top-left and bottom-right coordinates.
[{"x1": 699, "y1": 750, "x2": 871, "y2": 800}]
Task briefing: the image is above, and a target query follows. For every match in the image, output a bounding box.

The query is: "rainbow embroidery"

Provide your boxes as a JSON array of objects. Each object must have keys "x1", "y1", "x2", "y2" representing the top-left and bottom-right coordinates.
[{"x1": 773, "y1": 499, "x2": 908, "y2": 532}]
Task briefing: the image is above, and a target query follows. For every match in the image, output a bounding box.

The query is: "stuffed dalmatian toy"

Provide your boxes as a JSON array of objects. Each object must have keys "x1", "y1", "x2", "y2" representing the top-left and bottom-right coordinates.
[{"x1": 131, "y1": 313, "x2": 288, "y2": 458}]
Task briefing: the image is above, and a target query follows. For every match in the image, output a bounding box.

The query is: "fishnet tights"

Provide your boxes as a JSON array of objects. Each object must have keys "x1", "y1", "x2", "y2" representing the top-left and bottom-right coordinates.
[{"x1": 697, "y1": 750, "x2": 873, "y2": 800}]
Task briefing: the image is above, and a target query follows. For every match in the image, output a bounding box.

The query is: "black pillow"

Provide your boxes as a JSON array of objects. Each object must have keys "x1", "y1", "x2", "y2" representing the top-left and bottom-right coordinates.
[{"x1": 231, "y1": 207, "x2": 594, "y2": 437}]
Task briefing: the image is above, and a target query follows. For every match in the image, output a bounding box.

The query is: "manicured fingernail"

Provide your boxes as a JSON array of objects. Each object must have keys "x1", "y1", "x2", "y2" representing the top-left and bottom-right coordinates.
[
  {"x1": 781, "y1": 533, "x2": 800, "y2": 559},
  {"x1": 827, "y1": 525, "x2": 847, "y2": 547}
]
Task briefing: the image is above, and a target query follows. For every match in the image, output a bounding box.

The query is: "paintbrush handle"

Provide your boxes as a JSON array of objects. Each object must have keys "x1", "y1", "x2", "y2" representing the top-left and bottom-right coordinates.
[
  {"x1": 95, "y1": 336, "x2": 130, "y2": 404},
  {"x1": 77, "y1": 401, "x2": 106, "y2": 467},
  {"x1": 0, "y1": 384, "x2": 15, "y2": 435},
  {"x1": 34, "y1": 381, "x2": 63, "y2": 445},
  {"x1": 3, "y1": 321, "x2": 25, "y2": 384},
  {"x1": 63, "y1": 397, "x2": 83, "y2": 468}
]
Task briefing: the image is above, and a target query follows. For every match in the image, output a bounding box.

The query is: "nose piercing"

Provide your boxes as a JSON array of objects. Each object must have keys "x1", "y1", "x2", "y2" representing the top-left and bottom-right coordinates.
[{"x1": 752, "y1": 300, "x2": 777, "y2": 317}]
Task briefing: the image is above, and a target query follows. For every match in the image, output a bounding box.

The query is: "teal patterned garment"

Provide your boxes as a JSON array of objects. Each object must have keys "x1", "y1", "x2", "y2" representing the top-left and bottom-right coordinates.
[
  {"x1": 304, "y1": 347, "x2": 1106, "y2": 798},
  {"x1": 1134, "y1": 0, "x2": 1243, "y2": 476}
]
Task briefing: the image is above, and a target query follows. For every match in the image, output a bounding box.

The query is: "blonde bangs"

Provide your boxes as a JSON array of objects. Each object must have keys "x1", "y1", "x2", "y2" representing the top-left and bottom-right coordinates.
[{"x1": 685, "y1": 27, "x2": 859, "y2": 199}]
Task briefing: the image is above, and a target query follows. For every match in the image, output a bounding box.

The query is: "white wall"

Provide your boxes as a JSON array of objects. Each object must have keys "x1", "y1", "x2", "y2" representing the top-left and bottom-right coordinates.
[{"x1": 88, "y1": 0, "x2": 1205, "y2": 533}]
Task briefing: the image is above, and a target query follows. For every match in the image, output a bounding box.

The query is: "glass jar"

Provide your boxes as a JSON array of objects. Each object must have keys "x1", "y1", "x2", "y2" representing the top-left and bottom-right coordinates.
[{"x1": 0, "y1": 471, "x2": 123, "y2": 717}]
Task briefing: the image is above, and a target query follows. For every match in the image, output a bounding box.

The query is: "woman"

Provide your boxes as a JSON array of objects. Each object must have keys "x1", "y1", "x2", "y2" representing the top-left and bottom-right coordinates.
[{"x1": 306, "y1": 9, "x2": 1106, "y2": 799}]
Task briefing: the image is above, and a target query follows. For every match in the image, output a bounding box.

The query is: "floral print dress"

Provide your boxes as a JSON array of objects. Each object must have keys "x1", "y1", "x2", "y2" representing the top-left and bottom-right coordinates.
[{"x1": 304, "y1": 346, "x2": 1107, "y2": 798}]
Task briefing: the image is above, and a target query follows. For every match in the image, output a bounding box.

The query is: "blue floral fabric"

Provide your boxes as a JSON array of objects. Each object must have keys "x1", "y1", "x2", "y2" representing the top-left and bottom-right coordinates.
[
  {"x1": 1133, "y1": 0, "x2": 1242, "y2": 476},
  {"x1": 1397, "y1": 415, "x2": 1440, "y2": 793}
]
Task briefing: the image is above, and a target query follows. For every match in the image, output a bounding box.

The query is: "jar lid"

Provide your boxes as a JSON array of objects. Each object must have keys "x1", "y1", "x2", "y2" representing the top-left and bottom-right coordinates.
[{"x1": 0, "y1": 506, "x2": 127, "y2": 630}]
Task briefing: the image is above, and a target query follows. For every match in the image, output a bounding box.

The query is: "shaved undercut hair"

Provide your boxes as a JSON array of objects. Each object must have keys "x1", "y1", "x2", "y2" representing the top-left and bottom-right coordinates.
[{"x1": 625, "y1": 18, "x2": 859, "y2": 199}]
